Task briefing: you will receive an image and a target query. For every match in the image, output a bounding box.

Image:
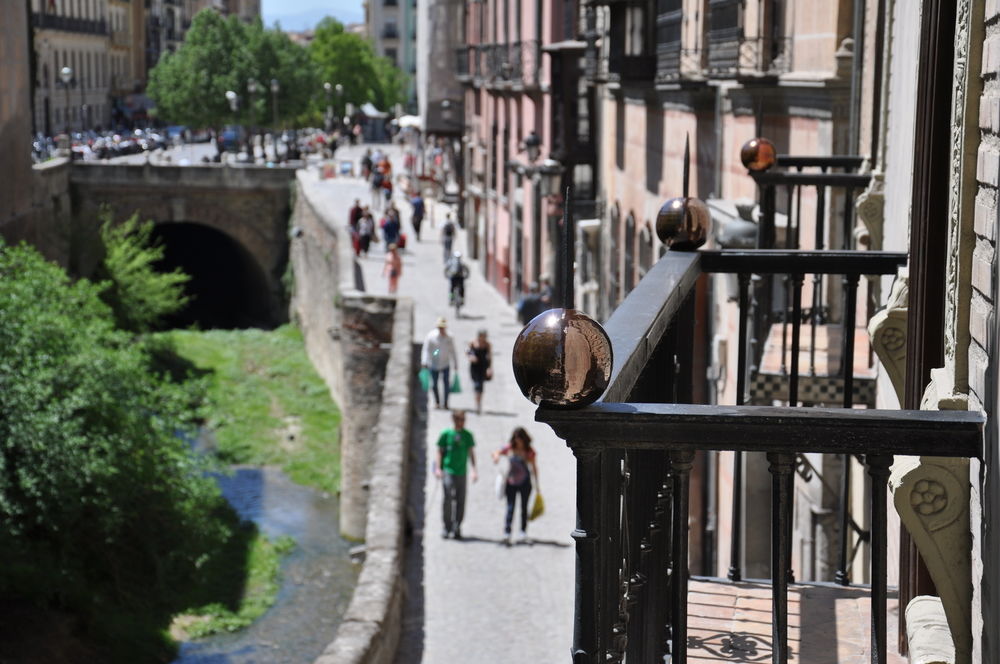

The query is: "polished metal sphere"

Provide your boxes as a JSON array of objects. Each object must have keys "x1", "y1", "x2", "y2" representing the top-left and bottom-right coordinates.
[
  {"x1": 512, "y1": 308, "x2": 613, "y2": 409},
  {"x1": 740, "y1": 137, "x2": 777, "y2": 171},
  {"x1": 656, "y1": 196, "x2": 710, "y2": 251}
]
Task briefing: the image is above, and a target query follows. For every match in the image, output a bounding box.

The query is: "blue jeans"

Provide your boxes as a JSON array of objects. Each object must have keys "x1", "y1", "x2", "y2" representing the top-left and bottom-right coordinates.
[
  {"x1": 430, "y1": 367, "x2": 450, "y2": 408},
  {"x1": 505, "y1": 480, "x2": 532, "y2": 534}
]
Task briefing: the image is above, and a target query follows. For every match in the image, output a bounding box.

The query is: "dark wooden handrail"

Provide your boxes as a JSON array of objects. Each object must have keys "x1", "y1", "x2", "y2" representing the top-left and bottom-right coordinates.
[
  {"x1": 699, "y1": 249, "x2": 907, "y2": 275},
  {"x1": 775, "y1": 155, "x2": 866, "y2": 169},
  {"x1": 537, "y1": 402, "x2": 983, "y2": 457}
]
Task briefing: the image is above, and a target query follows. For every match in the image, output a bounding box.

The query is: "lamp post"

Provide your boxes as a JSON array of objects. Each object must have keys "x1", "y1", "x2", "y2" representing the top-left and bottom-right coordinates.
[
  {"x1": 335, "y1": 83, "x2": 343, "y2": 131},
  {"x1": 59, "y1": 65, "x2": 73, "y2": 133},
  {"x1": 324, "y1": 81, "x2": 333, "y2": 133},
  {"x1": 225, "y1": 90, "x2": 239, "y2": 160},
  {"x1": 270, "y1": 78, "x2": 280, "y2": 161},
  {"x1": 247, "y1": 78, "x2": 258, "y2": 160}
]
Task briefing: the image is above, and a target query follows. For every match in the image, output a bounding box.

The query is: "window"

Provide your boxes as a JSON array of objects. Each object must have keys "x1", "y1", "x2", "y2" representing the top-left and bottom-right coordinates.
[
  {"x1": 624, "y1": 213, "x2": 636, "y2": 292},
  {"x1": 655, "y1": 0, "x2": 683, "y2": 78},
  {"x1": 385, "y1": 48, "x2": 398, "y2": 63},
  {"x1": 608, "y1": 1, "x2": 655, "y2": 80},
  {"x1": 638, "y1": 223, "x2": 654, "y2": 278}
]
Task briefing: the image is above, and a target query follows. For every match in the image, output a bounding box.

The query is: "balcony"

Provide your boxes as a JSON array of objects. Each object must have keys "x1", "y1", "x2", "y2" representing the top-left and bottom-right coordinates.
[
  {"x1": 534, "y1": 245, "x2": 983, "y2": 663},
  {"x1": 31, "y1": 13, "x2": 109, "y2": 35},
  {"x1": 466, "y1": 41, "x2": 540, "y2": 90},
  {"x1": 706, "y1": 33, "x2": 792, "y2": 78},
  {"x1": 381, "y1": 25, "x2": 399, "y2": 40}
]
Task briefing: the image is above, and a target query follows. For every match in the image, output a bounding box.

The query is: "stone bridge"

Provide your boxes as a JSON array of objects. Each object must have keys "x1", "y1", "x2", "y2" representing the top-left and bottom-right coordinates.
[{"x1": 70, "y1": 162, "x2": 297, "y2": 328}]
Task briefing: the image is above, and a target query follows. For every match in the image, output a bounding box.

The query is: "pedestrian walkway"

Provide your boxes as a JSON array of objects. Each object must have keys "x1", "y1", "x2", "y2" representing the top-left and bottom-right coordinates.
[{"x1": 303, "y1": 144, "x2": 576, "y2": 663}]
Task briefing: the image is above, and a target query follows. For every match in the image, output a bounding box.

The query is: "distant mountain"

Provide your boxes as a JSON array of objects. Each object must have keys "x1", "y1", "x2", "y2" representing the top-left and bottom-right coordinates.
[{"x1": 263, "y1": 4, "x2": 363, "y2": 32}]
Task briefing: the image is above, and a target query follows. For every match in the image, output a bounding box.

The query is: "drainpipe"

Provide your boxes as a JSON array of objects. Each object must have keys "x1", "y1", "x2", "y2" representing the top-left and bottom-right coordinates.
[
  {"x1": 848, "y1": 0, "x2": 866, "y2": 154},
  {"x1": 713, "y1": 84, "x2": 724, "y2": 199}
]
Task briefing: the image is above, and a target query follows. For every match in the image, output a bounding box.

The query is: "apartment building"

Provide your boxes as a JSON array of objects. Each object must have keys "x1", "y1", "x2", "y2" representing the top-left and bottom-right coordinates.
[
  {"x1": 367, "y1": 0, "x2": 418, "y2": 110},
  {"x1": 30, "y1": 0, "x2": 113, "y2": 133}
]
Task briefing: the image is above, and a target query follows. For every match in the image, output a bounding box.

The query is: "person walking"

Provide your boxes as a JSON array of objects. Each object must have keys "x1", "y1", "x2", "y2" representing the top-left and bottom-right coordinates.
[
  {"x1": 421, "y1": 317, "x2": 459, "y2": 410},
  {"x1": 435, "y1": 410, "x2": 478, "y2": 540},
  {"x1": 410, "y1": 192, "x2": 425, "y2": 241},
  {"x1": 467, "y1": 329, "x2": 492, "y2": 414},
  {"x1": 491, "y1": 427, "x2": 538, "y2": 546},
  {"x1": 441, "y1": 214, "x2": 456, "y2": 263},
  {"x1": 383, "y1": 243, "x2": 402, "y2": 294},
  {"x1": 382, "y1": 209, "x2": 401, "y2": 251},
  {"x1": 358, "y1": 212, "x2": 376, "y2": 257}
]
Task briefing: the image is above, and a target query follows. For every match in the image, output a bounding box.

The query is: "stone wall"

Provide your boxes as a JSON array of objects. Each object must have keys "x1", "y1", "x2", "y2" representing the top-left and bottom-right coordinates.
[
  {"x1": 0, "y1": 3, "x2": 40, "y2": 249},
  {"x1": 290, "y1": 171, "x2": 414, "y2": 664}
]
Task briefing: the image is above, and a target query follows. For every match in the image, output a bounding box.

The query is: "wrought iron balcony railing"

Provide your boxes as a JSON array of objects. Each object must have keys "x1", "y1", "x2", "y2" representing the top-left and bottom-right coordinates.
[
  {"x1": 706, "y1": 34, "x2": 792, "y2": 78},
  {"x1": 467, "y1": 41, "x2": 541, "y2": 89},
  {"x1": 535, "y1": 247, "x2": 983, "y2": 664},
  {"x1": 32, "y1": 13, "x2": 109, "y2": 35}
]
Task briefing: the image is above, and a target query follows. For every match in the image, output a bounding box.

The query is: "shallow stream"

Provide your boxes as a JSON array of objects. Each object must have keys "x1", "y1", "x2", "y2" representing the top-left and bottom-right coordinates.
[{"x1": 172, "y1": 466, "x2": 358, "y2": 664}]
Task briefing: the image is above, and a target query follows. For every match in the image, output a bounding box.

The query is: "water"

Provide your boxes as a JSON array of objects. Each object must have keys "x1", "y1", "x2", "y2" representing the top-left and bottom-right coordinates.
[{"x1": 172, "y1": 466, "x2": 359, "y2": 664}]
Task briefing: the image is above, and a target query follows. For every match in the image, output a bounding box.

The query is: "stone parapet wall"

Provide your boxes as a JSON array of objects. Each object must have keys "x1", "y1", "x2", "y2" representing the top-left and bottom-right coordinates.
[
  {"x1": 291, "y1": 171, "x2": 414, "y2": 664},
  {"x1": 0, "y1": 159, "x2": 73, "y2": 268}
]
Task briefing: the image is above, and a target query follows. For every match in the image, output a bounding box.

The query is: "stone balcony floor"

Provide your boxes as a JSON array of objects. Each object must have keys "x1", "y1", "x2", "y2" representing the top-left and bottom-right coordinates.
[{"x1": 688, "y1": 578, "x2": 904, "y2": 663}]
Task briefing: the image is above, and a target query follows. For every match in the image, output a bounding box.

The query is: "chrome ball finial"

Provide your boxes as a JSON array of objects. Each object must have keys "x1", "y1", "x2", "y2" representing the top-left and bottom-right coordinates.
[
  {"x1": 740, "y1": 137, "x2": 777, "y2": 172},
  {"x1": 656, "y1": 196, "x2": 711, "y2": 251},
  {"x1": 512, "y1": 308, "x2": 613, "y2": 409}
]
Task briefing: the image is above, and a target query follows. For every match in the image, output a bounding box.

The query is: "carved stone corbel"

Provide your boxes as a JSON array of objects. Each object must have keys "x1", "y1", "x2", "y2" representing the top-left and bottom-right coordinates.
[
  {"x1": 868, "y1": 273, "x2": 908, "y2": 402},
  {"x1": 855, "y1": 172, "x2": 885, "y2": 249},
  {"x1": 888, "y1": 369, "x2": 972, "y2": 664}
]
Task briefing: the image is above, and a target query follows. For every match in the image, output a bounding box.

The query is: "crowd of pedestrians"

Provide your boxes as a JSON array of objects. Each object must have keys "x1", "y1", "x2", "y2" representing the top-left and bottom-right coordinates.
[{"x1": 345, "y1": 144, "x2": 544, "y2": 548}]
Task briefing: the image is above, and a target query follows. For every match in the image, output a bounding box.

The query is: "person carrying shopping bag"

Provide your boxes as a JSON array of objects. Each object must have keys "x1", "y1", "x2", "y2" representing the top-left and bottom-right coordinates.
[{"x1": 491, "y1": 427, "x2": 539, "y2": 546}]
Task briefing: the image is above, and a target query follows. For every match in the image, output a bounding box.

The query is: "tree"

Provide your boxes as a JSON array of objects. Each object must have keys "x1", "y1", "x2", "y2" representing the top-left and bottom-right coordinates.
[
  {"x1": 147, "y1": 10, "x2": 318, "y2": 130},
  {"x1": 95, "y1": 208, "x2": 190, "y2": 333},
  {"x1": 0, "y1": 240, "x2": 232, "y2": 657},
  {"x1": 309, "y1": 17, "x2": 408, "y2": 114}
]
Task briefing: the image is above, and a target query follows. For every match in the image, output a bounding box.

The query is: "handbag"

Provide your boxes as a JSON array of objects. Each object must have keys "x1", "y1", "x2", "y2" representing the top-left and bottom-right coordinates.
[
  {"x1": 529, "y1": 491, "x2": 545, "y2": 521},
  {"x1": 418, "y1": 367, "x2": 431, "y2": 391},
  {"x1": 450, "y1": 373, "x2": 462, "y2": 394},
  {"x1": 494, "y1": 457, "x2": 509, "y2": 500}
]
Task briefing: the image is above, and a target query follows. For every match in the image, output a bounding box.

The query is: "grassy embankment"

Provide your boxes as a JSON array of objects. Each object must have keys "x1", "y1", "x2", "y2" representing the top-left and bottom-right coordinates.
[{"x1": 162, "y1": 324, "x2": 341, "y2": 640}]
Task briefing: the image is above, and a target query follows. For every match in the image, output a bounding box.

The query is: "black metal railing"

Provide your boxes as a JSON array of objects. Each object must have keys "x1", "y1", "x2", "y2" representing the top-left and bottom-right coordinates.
[
  {"x1": 32, "y1": 13, "x2": 109, "y2": 35},
  {"x1": 535, "y1": 249, "x2": 983, "y2": 664}
]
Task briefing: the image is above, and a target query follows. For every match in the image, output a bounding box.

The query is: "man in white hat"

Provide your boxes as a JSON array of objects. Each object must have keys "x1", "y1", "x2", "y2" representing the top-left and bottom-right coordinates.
[{"x1": 421, "y1": 316, "x2": 459, "y2": 409}]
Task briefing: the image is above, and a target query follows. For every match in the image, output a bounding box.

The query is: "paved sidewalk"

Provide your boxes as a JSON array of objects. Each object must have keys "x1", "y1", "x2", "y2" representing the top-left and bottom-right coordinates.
[{"x1": 304, "y1": 145, "x2": 576, "y2": 663}]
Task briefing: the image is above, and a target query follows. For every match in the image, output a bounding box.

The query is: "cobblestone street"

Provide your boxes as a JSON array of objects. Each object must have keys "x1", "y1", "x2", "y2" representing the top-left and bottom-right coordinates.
[{"x1": 302, "y1": 144, "x2": 576, "y2": 663}]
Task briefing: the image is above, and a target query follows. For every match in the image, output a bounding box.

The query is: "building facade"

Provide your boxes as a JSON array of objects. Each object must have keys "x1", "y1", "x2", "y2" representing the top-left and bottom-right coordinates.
[
  {"x1": 458, "y1": 0, "x2": 588, "y2": 301},
  {"x1": 30, "y1": 0, "x2": 113, "y2": 134},
  {"x1": 367, "y1": 0, "x2": 418, "y2": 110}
]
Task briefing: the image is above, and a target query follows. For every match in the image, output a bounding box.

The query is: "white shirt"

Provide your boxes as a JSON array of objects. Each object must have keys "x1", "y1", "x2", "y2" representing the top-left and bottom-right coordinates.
[{"x1": 421, "y1": 328, "x2": 458, "y2": 371}]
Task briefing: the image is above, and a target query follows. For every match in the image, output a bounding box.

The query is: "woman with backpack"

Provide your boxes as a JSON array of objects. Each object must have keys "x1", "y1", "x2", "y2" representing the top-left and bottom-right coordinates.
[{"x1": 492, "y1": 427, "x2": 539, "y2": 546}]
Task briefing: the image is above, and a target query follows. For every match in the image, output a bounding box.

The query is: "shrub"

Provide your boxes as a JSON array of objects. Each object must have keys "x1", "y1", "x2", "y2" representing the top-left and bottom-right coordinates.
[
  {"x1": 0, "y1": 241, "x2": 230, "y2": 659},
  {"x1": 95, "y1": 207, "x2": 190, "y2": 332}
]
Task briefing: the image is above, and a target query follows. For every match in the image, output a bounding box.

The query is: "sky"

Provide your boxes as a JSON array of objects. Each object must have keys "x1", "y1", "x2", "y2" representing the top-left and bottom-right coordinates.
[{"x1": 261, "y1": 0, "x2": 364, "y2": 32}]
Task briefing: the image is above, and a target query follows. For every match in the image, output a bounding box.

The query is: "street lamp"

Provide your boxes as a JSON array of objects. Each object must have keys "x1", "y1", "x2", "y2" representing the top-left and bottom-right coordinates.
[
  {"x1": 225, "y1": 90, "x2": 239, "y2": 158},
  {"x1": 247, "y1": 78, "x2": 258, "y2": 160},
  {"x1": 270, "y1": 78, "x2": 280, "y2": 128},
  {"x1": 59, "y1": 65, "x2": 73, "y2": 133},
  {"x1": 538, "y1": 157, "x2": 563, "y2": 197},
  {"x1": 335, "y1": 83, "x2": 343, "y2": 130},
  {"x1": 324, "y1": 81, "x2": 333, "y2": 133},
  {"x1": 521, "y1": 131, "x2": 541, "y2": 162},
  {"x1": 270, "y1": 78, "x2": 280, "y2": 161}
]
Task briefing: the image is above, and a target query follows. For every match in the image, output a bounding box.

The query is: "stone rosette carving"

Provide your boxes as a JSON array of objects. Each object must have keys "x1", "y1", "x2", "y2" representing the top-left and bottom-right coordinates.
[{"x1": 868, "y1": 273, "x2": 908, "y2": 402}]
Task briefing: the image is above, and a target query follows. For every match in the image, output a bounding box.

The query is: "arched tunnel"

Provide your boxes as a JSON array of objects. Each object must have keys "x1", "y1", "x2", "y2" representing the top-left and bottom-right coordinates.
[{"x1": 151, "y1": 222, "x2": 280, "y2": 330}]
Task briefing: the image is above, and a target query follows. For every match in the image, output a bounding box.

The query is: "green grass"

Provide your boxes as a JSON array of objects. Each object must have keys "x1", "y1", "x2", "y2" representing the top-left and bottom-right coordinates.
[
  {"x1": 160, "y1": 325, "x2": 342, "y2": 494},
  {"x1": 169, "y1": 532, "x2": 296, "y2": 640}
]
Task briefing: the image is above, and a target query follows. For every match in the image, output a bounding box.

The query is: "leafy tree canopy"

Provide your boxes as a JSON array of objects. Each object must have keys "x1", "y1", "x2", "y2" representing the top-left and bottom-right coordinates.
[
  {"x1": 148, "y1": 10, "x2": 319, "y2": 128},
  {"x1": 309, "y1": 17, "x2": 407, "y2": 114}
]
